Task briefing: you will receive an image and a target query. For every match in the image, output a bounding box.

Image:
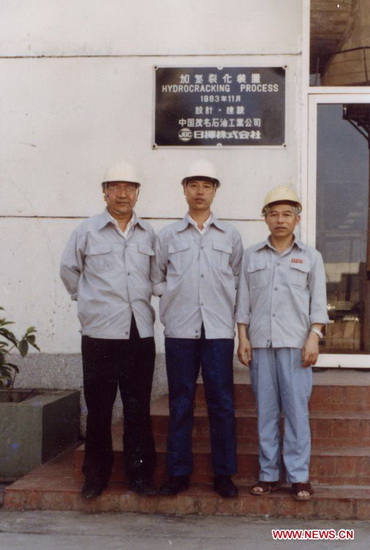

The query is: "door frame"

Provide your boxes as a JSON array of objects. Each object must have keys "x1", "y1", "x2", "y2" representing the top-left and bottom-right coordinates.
[{"x1": 307, "y1": 93, "x2": 370, "y2": 368}]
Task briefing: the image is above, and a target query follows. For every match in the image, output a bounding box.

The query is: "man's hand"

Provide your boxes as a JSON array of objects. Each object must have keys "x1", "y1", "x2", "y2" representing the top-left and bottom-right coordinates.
[
  {"x1": 302, "y1": 332, "x2": 320, "y2": 367},
  {"x1": 237, "y1": 335, "x2": 252, "y2": 367}
]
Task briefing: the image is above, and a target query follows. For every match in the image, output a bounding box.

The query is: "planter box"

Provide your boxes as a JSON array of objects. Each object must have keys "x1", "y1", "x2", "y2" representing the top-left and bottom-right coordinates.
[{"x1": 0, "y1": 389, "x2": 80, "y2": 481}]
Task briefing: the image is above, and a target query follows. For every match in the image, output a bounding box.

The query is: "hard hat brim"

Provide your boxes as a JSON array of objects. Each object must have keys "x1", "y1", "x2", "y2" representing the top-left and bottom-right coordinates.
[
  {"x1": 181, "y1": 175, "x2": 220, "y2": 188},
  {"x1": 262, "y1": 199, "x2": 302, "y2": 215},
  {"x1": 102, "y1": 180, "x2": 141, "y2": 187}
]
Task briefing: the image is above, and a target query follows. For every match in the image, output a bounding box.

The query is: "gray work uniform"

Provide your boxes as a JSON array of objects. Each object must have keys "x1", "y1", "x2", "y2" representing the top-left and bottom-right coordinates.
[
  {"x1": 152, "y1": 212, "x2": 243, "y2": 338},
  {"x1": 236, "y1": 237, "x2": 329, "y2": 483},
  {"x1": 152, "y1": 212, "x2": 243, "y2": 477},
  {"x1": 60, "y1": 209, "x2": 155, "y2": 339},
  {"x1": 60, "y1": 208, "x2": 156, "y2": 485}
]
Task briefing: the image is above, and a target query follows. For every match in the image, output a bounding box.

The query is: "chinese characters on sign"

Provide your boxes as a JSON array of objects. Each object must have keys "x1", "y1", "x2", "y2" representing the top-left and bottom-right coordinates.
[{"x1": 154, "y1": 67, "x2": 286, "y2": 147}]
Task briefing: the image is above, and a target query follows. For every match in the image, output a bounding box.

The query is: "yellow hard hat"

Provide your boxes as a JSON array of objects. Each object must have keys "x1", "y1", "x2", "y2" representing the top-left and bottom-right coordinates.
[
  {"x1": 102, "y1": 161, "x2": 141, "y2": 187},
  {"x1": 181, "y1": 159, "x2": 220, "y2": 188},
  {"x1": 262, "y1": 186, "x2": 302, "y2": 215}
]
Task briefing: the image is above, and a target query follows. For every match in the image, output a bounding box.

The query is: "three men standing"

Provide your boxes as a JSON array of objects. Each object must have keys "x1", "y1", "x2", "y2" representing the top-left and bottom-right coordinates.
[
  {"x1": 153, "y1": 160, "x2": 243, "y2": 498},
  {"x1": 61, "y1": 164, "x2": 327, "y2": 503},
  {"x1": 60, "y1": 162, "x2": 157, "y2": 498},
  {"x1": 236, "y1": 186, "x2": 328, "y2": 501}
]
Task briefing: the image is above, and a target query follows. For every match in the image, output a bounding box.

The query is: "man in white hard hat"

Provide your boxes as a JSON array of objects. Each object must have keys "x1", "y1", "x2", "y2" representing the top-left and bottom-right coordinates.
[
  {"x1": 152, "y1": 160, "x2": 243, "y2": 498},
  {"x1": 60, "y1": 161, "x2": 157, "y2": 498},
  {"x1": 236, "y1": 186, "x2": 329, "y2": 501}
]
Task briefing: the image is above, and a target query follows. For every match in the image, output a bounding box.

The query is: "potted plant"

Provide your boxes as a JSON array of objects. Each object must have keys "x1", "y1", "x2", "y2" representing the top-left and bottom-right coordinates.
[
  {"x1": 0, "y1": 306, "x2": 40, "y2": 397},
  {"x1": 0, "y1": 307, "x2": 80, "y2": 480}
]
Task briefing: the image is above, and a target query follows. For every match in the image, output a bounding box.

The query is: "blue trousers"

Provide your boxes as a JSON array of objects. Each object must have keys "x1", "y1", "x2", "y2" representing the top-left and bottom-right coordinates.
[
  {"x1": 250, "y1": 348, "x2": 313, "y2": 483},
  {"x1": 165, "y1": 334, "x2": 237, "y2": 477}
]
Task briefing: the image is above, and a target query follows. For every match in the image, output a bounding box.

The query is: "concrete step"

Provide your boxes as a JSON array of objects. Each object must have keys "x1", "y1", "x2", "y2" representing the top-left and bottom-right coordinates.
[{"x1": 4, "y1": 447, "x2": 370, "y2": 520}]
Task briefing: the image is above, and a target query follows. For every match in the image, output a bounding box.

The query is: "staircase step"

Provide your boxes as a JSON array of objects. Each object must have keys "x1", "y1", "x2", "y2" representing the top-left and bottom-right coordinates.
[
  {"x1": 152, "y1": 398, "x2": 370, "y2": 448},
  {"x1": 4, "y1": 369, "x2": 370, "y2": 520},
  {"x1": 309, "y1": 447, "x2": 370, "y2": 486},
  {"x1": 309, "y1": 411, "x2": 370, "y2": 448},
  {"x1": 196, "y1": 369, "x2": 370, "y2": 413},
  {"x1": 4, "y1": 447, "x2": 370, "y2": 520},
  {"x1": 74, "y1": 436, "x2": 370, "y2": 486},
  {"x1": 73, "y1": 441, "x2": 259, "y2": 484}
]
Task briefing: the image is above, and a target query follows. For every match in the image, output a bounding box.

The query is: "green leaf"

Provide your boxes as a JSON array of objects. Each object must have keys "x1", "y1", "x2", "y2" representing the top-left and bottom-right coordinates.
[
  {"x1": 0, "y1": 319, "x2": 14, "y2": 327},
  {"x1": 6, "y1": 362, "x2": 19, "y2": 373},
  {"x1": 0, "y1": 328, "x2": 18, "y2": 346},
  {"x1": 29, "y1": 341, "x2": 41, "y2": 352},
  {"x1": 18, "y1": 339, "x2": 29, "y2": 358},
  {"x1": 24, "y1": 330, "x2": 40, "y2": 351},
  {"x1": 0, "y1": 343, "x2": 13, "y2": 355},
  {"x1": 0, "y1": 366, "x2": 13, "y2": 377}
]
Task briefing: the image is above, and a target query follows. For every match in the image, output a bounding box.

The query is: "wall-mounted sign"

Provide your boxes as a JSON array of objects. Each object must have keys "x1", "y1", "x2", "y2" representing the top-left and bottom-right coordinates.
[{"x1": 154, "y1": 66, "x2": 286, "y2": 148}]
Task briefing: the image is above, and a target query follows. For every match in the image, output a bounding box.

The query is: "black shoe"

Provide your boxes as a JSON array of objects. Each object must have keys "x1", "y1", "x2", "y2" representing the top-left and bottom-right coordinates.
[
  {"x1": 213, "y1": 475, "x2": 238, "y2": 498},
  {"x1": 81, "y1": 478, "x2": 107, "y2": 499},
  {"x1": 159, "y1": 475, "x2": 190, "y2": 496},
  {"x1": 129, "y1": 478, "x2": 157, "y2": 496}
]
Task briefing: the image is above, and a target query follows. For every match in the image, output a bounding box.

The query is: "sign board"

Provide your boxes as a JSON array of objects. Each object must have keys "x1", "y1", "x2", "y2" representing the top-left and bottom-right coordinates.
[{"x1": 154, "y1": 66, "x2": 286, "y2": 147}]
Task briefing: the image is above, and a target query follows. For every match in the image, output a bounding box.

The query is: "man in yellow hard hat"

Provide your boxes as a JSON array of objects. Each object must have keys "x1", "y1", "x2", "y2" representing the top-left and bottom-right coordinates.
[
  {"x1": 60, "y1": 161, "x2": 157, "y2": 498},
  {"x1": 236, "y1": 186, "x2": 328, "y2": 501},
  {"x1": 152, "y1": 160, "x2": 243, "y2": 498}
]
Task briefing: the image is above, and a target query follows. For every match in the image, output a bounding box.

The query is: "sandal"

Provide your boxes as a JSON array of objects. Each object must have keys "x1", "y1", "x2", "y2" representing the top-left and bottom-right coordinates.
[
  {"x1": 292, "y1": 482, "x2": 314, "y2": 501},
  {"x1": 250, "y1": 480, "x2": 281, "y2": 496}
]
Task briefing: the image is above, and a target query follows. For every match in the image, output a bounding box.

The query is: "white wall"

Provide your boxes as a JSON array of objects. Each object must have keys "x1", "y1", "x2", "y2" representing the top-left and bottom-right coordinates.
[
  {"x1": 0, "y1": 1, "x2": 303, "y2": 362},
  {"x1": 1, "y1": 0, "x2": 301, "y2": 57}
]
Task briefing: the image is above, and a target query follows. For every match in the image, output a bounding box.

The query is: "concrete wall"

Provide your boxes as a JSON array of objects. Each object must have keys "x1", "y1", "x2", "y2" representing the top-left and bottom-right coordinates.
[{"x1": 0, "y1": 1, "x2": 303, "y2": 406}]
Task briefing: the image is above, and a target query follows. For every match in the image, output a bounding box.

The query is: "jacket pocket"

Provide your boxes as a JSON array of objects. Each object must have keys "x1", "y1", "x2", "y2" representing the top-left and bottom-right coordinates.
[
  {"x1": 289, "y1": 262, "x2": 309, "y2": 288},
  {"x1": 212, "y1": 242, "x2": 233, "y2": 272},
  {"x1": 137, "y1": 243, "x2": 155, "y2": 272},
  {"x1": 168, "y1": 242, "x2": 191, "y2": 272},
  {"x1": 85, "y1": 244, "x2": 115, "y2": 272},
  {"x1": 247, "y1": 261, "x2": 268, "y2": 289}
]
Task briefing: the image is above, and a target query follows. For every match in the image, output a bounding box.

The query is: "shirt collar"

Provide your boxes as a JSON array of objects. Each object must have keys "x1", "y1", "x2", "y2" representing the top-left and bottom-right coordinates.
[
  {"x1": 97, "y1": 209, "x2": 145, "y2": 231},
  {"x1": 256, "y1": 235, "x2": 304, "y2": 252},
  {"x1": 96, "y1": 209, "x2": 112, "y2": 230},
  {"x1": 177, "y1": 212, "x2": 226, "y2": 233},
  {"x1": 188, "y1": 213, "x2": 212, "y2": 233}
]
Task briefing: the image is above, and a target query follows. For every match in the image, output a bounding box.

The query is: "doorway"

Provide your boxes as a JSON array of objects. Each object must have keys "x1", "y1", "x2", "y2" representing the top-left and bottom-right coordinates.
[{"x1": 308, "y1": 95, "x2": 370, "y2": 366}]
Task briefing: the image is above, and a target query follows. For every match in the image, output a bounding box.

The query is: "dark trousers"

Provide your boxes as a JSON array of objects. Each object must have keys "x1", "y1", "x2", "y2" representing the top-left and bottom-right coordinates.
[
  {"x1": 81, "y1": 317, "x2": 156, "y2": 484},
  {"x1": 165, "y1": 331, "x2": 237, "y2": 477}
]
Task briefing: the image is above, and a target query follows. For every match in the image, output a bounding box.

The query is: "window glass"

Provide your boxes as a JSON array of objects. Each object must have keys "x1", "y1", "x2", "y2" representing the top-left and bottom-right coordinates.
[{"x1": 317, "y1": 103, "x2": 369, "y2": 352}]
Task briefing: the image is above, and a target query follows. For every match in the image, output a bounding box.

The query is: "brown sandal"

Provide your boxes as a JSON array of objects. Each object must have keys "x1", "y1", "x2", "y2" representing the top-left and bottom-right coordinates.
[
  {"x1": 250, "y1": 480, "x2": 281, "y2": 496},
  {"x1": 292, "y1": 482, "x2": 314, "y2": 501}
]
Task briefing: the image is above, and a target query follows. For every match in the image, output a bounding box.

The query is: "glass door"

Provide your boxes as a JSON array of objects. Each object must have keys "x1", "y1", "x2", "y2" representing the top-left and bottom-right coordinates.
[{"x1": 308, "y1": 94, "x2": 370, "y2": 367}]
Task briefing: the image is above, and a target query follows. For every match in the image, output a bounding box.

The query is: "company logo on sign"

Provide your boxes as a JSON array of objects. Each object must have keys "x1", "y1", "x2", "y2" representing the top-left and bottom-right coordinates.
[{"x1": 178, "y1": 127, "x2": 193, "y2": 142}]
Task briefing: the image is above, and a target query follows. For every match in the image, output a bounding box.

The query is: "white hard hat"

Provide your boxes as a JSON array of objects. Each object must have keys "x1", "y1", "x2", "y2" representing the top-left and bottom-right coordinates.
[
  {"x1": 262, "y1": 186, "x2": 302, "y2": 215},
  {"x1": 102, "y1": 161, "x2": 141, "y2": 187},
  {"x1": 181, "y1": 159, "x2": 220, "y2": 187}
]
